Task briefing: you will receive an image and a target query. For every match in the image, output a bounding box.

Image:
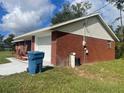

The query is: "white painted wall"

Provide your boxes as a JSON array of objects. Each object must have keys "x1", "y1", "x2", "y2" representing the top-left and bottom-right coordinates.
[
  {"x1": 55, "y1": 16, "x2": 114, "y2": 41},
  {"x1": 35, "y1": 34, "x2": 52, "y2": 66}
]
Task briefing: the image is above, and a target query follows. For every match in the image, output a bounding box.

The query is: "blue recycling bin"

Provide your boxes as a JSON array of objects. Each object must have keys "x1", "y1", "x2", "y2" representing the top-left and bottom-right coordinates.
[{"x1": 28, "y1": 51, "x2": 44, "y2": 74}]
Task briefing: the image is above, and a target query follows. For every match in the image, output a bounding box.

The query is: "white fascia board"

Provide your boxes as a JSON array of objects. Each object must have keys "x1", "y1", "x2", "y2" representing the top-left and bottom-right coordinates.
[{"x1": 12, "y1": 39, "x2": 24, "y2": 43}]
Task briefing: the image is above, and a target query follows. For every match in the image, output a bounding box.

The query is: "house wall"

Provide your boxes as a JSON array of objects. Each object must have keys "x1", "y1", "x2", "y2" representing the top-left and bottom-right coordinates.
[
  {"x1": 54, "y1": 16, "x2": 114, "y2": 41},
  {"x1": 52, "y1": 31, "x2": 115, "y2": 66}
]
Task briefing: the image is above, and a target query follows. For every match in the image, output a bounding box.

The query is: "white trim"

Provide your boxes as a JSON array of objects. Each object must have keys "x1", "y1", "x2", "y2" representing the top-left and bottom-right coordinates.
[
  {"x1": 14, "y1": 13, "x2": 119, "y2": 42},
  {"x1": 12, "y1": 39, "x2": 24, "y2": 43}
]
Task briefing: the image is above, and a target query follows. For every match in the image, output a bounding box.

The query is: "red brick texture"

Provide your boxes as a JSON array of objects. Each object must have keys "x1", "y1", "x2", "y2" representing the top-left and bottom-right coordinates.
[
  {"x1": 52, "y1": 31, "x2": 115, "y2": 66},
  {"x1": 31, "y1": 36, "x2": 35, "y2": 51},
  {"x1": 87, "y1": 37, "x2": 115, "y2": 63}
]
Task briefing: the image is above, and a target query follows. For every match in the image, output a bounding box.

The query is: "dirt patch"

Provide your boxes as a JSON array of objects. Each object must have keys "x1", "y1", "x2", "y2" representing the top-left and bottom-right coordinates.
[
  {"x1": 74, "y1": 68, "x2": 121, "y2": 82},
  {"x1": 74, "y1": 68, "x2": 98, "y2": 80}
]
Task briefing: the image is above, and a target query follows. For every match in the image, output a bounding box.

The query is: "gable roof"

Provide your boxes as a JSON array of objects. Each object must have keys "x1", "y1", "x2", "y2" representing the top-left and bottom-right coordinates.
[{"x1": 14, "y1": 13, "x2": 119, "y2": 42}]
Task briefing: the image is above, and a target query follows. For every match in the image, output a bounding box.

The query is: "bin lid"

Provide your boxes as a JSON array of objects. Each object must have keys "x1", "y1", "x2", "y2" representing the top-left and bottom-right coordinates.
[{"x1": 28, "y1": 51, "x2": 44, "y2": 55}]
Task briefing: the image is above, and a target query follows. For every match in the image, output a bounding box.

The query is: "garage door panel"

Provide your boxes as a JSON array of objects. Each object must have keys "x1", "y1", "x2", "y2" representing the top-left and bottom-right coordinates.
[{"x1": 37, "y1": 36, "x2": 51, "y2": 62}]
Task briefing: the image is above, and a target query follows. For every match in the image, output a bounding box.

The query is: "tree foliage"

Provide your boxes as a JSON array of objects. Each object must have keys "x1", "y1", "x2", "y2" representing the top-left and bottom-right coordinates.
[
  {"x1": 0, "y1": 34, "x2": 15, "y2": 51},
  {"x1": 115, "y1": 42, "x2": 124, "y2": 59},
  {"x1": 4, "y1": 34, "x2": 15, "y2": 50},
  {"x1": 4, "y1": 34, "x2": 15, "y2": 46},
  {"x1": 115, "y1": 26, "x2": 124, "y2": 34},
  {"x1": 0, "y1": 34, "x2": 4, "y2": 43},
  {"x1": 106, "y1": 0, "x2": 124, "y2": 10},
  {"x1": 0, "y1": 34, "x2": 4, "y2": 51},
  {"x1": 107, "y1": 0, "x2": 124, "y2": 41},
  {"x1": 114, "y1": 26, "x2": 124, "y2": 58},
  {"x1": 52, "y1": 1, "x2": 91, "y2": 24}
]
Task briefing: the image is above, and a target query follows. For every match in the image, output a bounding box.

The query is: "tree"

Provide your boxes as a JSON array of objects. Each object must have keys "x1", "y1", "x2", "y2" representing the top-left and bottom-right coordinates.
[
  {"x1": 115, "y1": 25, "x2": 124, "y2": 38},
  {"x1": 4, "y1": 34, "x2": 15, "y2": 50},
  {"x1": 0, "y1": 34, "x2": 4, "y2": 43},
  {"x1": 114, "y1": 25, "x2": 124, "y2": 58},
  {"x1": 0, "y1": 34, "x2": 4, "y2": 51},
  {"x1": 106, "y1": 0, "x2": 124, "y2": 9},
  {"x1": 106, "y1": 0, "x2": 124, "y2": 41},
  {"x1": 52, "y1": 1, "x2": 91, "y2": 24},
  {"x1": 108, "y1": 25, "x2": 114, "y2": 31}
]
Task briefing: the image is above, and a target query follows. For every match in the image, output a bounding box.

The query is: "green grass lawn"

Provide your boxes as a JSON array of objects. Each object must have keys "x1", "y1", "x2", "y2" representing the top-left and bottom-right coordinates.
[
  {"x1": 0, "y1": 59, "x2": 124, "y2": 93},
  {"x1": 0, "y1": 51, "x2": 12, "y2": 64}
]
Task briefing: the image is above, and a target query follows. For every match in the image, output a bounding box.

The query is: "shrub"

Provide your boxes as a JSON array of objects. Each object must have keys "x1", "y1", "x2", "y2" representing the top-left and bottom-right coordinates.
[{"x1": 115, "y1": 42, "x2": 124, "y2": 59}]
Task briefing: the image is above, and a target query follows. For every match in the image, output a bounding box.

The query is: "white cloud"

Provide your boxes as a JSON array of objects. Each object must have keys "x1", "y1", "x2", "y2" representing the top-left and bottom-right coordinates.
[{"x1": 0, "y1": 0, "x2": 55, "y2": 35}]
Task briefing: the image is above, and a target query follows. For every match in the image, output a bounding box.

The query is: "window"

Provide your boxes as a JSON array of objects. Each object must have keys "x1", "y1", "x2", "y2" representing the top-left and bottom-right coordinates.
[{"x1": 107, "y1": 41, "x2": 112, "y2": 48}]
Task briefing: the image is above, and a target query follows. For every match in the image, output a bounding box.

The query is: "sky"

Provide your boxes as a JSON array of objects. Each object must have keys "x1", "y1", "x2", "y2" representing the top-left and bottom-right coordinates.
[{"x1": 0, "y1": 0, "x2": 123, "y2": 37}]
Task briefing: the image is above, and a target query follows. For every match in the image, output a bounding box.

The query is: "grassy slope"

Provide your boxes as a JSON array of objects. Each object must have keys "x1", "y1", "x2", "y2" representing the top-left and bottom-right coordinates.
[
  {"x1": 0, "y1": 59, "x2": 124, "y2": 93},
  {"x1": 0, "y1": 51, "x2": 12, "y2": 64}
]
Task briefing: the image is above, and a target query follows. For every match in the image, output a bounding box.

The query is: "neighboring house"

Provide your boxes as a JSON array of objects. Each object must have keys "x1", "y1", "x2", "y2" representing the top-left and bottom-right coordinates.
[
  {"x1": 3, "y1": 43, "x2": 12, "y2": 51},
  {"x1": 13, "y1": 13, "x2": 119, "y2": 66},
  {"x1": 0, "y1": 42, "x2": 11, "y2": 51}
]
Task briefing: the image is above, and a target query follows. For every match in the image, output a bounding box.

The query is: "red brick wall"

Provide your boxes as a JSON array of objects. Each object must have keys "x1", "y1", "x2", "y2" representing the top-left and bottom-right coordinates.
[
  {"x1": 52, "y1": 31, "x2": 115, "y2": 66},
  {"x1": 87, "y1": 37, "x2": 115, "y2": 63},
  {"x1": 31, "y1": 36, "x2": 35, "y2": 51},
  {"x1": 51, "y1": 32, "x2": 58, "y2": 65}
]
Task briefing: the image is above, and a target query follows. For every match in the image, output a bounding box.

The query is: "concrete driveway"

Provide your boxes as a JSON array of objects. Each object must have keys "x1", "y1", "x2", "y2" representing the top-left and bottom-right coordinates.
[
  {"x1": 0, "y1": 57, "x2": 28, "y2": 76},
  {"x1": 0, "y1": 57, "x2": 54, "y2": 76}
]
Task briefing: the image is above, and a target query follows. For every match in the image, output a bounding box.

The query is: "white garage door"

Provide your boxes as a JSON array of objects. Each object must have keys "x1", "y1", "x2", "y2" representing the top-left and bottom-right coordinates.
[{"x1": 37, "y1": 35, "x2": 51, "y2": 63}]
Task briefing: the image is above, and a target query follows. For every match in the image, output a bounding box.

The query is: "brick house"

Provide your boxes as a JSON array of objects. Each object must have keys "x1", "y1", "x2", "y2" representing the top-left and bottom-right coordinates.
[{"x1": 13, "y1": 13, "x2": 119, "y2": 66}]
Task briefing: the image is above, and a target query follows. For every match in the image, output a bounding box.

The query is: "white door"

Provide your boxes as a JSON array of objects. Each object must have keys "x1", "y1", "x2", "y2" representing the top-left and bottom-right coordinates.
[{"x1": 37, "y1": 35, "x2": 51, "y2": 65}]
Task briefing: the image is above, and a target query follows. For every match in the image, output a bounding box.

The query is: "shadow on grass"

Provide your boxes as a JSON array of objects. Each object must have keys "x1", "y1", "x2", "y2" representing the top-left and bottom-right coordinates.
[
  {"x1": 27, "y1": 66, "x2": 54, "y2": 74},
  {"x1": 41, "y1": 66, "x2": 54, "y2": 72}
]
